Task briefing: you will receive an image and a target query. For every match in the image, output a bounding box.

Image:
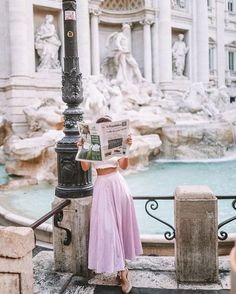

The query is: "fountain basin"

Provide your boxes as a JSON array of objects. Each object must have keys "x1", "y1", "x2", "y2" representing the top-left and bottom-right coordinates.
[
  {"x1": 0, "y1": 160, "x2": 236, "y2": 254},
  {"x1": 0, "y1": 205, "x2": 235, "y2": 256}
]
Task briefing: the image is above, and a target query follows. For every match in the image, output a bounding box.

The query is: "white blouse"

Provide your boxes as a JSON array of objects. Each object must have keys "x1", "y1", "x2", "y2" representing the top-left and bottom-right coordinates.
[{"x1": 93, "y1": 157, "x2": 123, "y2": 169}]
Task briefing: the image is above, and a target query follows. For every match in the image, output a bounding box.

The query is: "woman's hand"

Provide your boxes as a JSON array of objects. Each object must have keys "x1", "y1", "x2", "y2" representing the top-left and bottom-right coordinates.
[
  {"x1": 76, "y1": 137, "x2": 84, "y2": 148},
  {"x1": 126, "y1": 134, "x2": 132, "y2": 146}
]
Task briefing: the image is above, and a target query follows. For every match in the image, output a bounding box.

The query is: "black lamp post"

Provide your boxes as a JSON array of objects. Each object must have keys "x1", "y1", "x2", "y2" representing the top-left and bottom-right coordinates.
[{"x1": 55, "y1": 0, "x2": 93, "y2": 199}]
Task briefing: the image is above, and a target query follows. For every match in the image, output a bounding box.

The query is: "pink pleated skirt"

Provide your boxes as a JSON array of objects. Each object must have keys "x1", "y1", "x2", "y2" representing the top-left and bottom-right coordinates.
[{"x1": 88, "y1": 171, "x2": 143, "y2": 273}]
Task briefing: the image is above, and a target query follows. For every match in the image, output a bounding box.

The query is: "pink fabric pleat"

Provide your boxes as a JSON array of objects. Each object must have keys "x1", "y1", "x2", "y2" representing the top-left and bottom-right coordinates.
[{"x1": 88, "y1": 171, "x2": 143, "y2": 273}]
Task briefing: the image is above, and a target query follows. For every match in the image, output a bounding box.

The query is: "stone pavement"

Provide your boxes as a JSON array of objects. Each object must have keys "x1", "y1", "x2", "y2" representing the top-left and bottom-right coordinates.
[{"x1": 32, "y1": 247, "x2": 230, "y2": 294}]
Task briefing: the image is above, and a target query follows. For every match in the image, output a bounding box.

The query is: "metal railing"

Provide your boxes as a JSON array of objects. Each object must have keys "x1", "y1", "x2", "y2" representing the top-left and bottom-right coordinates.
[
  {"x1": 30, "y1": 199, "x2": 71, "y2": 245},
  {"x1": 29, "y1": 196, "x2": 236, "y2": 244},
  {"x1": 133, "y1": 195, "x2": 236, "y2": 241}
]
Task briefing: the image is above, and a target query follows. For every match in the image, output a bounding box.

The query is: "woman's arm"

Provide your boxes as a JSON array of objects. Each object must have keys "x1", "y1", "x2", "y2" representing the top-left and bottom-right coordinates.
[
  {"x1": 118, "y1": 134, "x2": 132, "y2": 170},
  {"x1": 80, "y1": 161, "x2": 91, "y2": 172},
  {"x1": 118, "y1": 157, "x2": 129, "y2": 170},
  {"x1": 77, "y1": 137, "x2": 91, "y2": 171}
]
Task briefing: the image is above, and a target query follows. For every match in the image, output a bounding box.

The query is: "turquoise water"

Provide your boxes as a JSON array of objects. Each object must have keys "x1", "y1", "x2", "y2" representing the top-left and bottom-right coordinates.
[
  {"x1": 128, "y1": 160, "x2": 236, "y2": 234},
  {"x1": 0, "y1": 161, "x2": 235, "y2": 234}
]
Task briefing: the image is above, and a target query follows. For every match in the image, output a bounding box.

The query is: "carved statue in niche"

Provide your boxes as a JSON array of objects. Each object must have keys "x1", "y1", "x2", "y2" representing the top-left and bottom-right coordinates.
[
  {"x1": 35, "y1": 14, "x2": 61, "y2": 72},
  {"x1": 101, "y1": 24, "x2": 143, "y2": 84},
  {"x1": 172, "y1": 33, "x2": 189, "y2": 79}
]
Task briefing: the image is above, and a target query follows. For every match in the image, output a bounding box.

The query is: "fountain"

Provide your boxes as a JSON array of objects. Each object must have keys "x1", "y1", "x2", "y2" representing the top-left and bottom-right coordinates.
[
  {"x1": 0, "y1": 24, "x2": 236, "y2": 251},
  {"x1": 0, "y1": 76, "x2": 235, "y2": 183}
]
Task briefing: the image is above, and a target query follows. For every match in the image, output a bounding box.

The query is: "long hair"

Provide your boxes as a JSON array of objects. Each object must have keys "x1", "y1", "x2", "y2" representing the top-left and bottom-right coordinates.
[{"x1": 96, "y1": 115, "x2": 112, "y2": 124}]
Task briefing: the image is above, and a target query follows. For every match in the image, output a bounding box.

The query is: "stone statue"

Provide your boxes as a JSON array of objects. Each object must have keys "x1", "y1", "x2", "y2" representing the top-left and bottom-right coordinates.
[
  {"x1": 181, "y1": 83, "x2": 220, "y2": 117},
  {"x1": 102, "y1": 24, "x2": 143, "y2": 84},
  {"x1": 35, "y1": 15, "x2": 61, "y2": 72},
  {"x1": 172, "y1": 33, "x2": 189, "y2": 78},
  {"x1": 206, "y1": 85, "x2": 230, "y2": 112}
]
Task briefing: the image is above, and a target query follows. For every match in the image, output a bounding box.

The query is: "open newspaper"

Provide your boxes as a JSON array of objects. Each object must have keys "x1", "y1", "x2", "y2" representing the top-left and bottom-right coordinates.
[{"x1": 75, "y1": 119, "x2": 129, "y2": 162}]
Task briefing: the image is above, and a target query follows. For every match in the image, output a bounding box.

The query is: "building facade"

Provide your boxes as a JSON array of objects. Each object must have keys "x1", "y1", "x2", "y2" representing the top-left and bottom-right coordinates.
[{"x1": 0, "y1": 0, "x2": 236, "y2": 133}]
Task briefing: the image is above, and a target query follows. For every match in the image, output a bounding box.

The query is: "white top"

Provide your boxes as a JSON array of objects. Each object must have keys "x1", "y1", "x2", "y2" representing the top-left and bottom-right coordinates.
[{"x1": 93, "y1": 157, "x2": 121, "y2": 169}]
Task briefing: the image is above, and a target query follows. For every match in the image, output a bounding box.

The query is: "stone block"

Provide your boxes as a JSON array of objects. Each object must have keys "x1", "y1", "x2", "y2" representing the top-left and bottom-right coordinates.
[
  {"x1": 175, "y1": 185, "x2": 218, "y2": 282},
  {"x1": 0, "y1": 226, "x2": 35, "y2": 258},
  {"x1": 53, "y1": 196, "x2": 92, "y2": 277},
  {"x1": 0, "y1": 227, "x2": 35, "y2": 294}
]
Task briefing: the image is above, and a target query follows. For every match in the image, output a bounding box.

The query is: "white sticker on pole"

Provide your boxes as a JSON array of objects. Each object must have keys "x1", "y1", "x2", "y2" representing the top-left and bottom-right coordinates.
[{"x1": 65, "y1": 11, "x2": 76, "y2": 20}]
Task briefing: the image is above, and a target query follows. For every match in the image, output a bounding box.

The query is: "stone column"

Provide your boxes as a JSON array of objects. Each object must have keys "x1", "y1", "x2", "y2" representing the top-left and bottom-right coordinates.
[
  {"x1": 158, "y1": 0, "x2": 172, "y2": 86},
  {"x1": 152, "y1": 8, "x2": 159, "y2": 84},
  {"x1": 196, "y1": 0, "x2": 209, "y2": 84},
  {"x1": 90, "y1": 8, "x2": 101, "y2": 75},
  {"x1": 230, "y1": 242, "x2": 236, "y2": 294},
  {"x1": 0, "y1": 226, "x2": 35, "y2": 294},
  {"x1": 140, "y1": 19, "x2": 153, "y2": 82},
  {"x1": 216, "y1": 0, "x2": 226, "y2": 86},
  {"x1": 77, "y1": 0, "x2": 91, "y2": 76},
  {"x1": 0, "y1": 1, "x2": 10, "y2": 78},
  {"x1": 8, "y1": 0, "x2": 31, "y2": 76},
  {"x1": 175, "y1": 186, "x2": 218, "y2": 282}
]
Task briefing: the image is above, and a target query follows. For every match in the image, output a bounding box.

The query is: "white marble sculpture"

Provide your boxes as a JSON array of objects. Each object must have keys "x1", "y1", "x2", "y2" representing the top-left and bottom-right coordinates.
[
  {"x1": 172, "y1": 34, "x2": 189, "y2": 78},
  {"x1": 102, "y1": 24, "x2": 143, "y2": 84},
  {"x1": 2, "y1": 75, "x2": 236, "y2": 181},
  {"x1": 23, "y1": 97, "x2": 65, "y2": 132},
  {"x1": 206, "y1": 85, "x2": 230, "y2": 112},
  {"x1": 181, "y1": 83, "x2": 215, "y2": 116},
  {"x1": 35, "y1": 15, "x2": 61, "y2": 72}
]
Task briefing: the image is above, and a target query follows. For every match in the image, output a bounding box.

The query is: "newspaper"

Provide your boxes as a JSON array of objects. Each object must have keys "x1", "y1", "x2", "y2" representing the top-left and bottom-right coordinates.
[{"x1": 75, "y1": 119, "x2": 129, "y2": 162}]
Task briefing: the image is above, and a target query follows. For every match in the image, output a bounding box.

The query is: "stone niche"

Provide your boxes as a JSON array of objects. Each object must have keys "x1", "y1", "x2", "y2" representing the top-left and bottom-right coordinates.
[
  {"x1": 172, "y1": 28, "x2": 190, "y2": 80},
  {"x1": 99, "y1": 22, "x2": 144, "y2": 77},
  {"x1": 33, "y1": 5, "x2": 62, "y2": 72}
]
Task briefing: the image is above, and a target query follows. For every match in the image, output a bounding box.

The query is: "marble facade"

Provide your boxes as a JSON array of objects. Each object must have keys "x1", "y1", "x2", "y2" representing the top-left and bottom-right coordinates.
[{"x1": 0, "y1": 0, "x2": 236, "y2": 134}]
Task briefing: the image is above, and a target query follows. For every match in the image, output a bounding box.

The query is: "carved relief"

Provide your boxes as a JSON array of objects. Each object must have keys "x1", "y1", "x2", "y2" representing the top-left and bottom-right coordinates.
[
  {"x1": 101, "y1": 0, "x2": 144, "y2": 11},
  {"x1": 172, "y1": 0, "x2": 186, "y2": 10}
]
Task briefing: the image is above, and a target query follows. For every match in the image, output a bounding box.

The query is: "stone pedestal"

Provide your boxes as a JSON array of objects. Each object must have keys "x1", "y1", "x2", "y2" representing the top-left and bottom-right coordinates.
[
  {"x1": 53, "y1": 196, "x2": 92, "y2": 277},
  {"x1": 230, "y1": 243, "x2": 236, "y2": 294},
  {"x1": 175, "y1": 186, "x2": 218, "y2": 282},
  {"x1": 0, "y1": 226, "x2": 35, "y2": 294}
]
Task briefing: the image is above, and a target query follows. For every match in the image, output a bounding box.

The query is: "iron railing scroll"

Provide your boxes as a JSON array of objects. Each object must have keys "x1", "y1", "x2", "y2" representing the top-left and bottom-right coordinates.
[
  {"x1": 133, "y1": 195, "x2": 236, "y2": 241},
  {"x1": 30, "y1": 199, "x2": 71, "y2": 246}
]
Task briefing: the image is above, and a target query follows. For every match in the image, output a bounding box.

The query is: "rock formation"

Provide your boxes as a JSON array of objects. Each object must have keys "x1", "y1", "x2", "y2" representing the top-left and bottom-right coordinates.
[{"x1": 0, "y1": 75, "x2": 236, "y2": 183}]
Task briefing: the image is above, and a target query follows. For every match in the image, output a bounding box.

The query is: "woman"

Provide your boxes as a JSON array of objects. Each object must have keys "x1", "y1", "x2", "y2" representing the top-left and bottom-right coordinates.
[{"x1": 77, "y1": 116, "x2": 143, "y2": 293}]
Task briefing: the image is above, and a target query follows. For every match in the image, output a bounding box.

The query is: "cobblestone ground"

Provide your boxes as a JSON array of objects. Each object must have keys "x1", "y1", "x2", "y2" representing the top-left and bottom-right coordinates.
[{"x1": 33, "y1": 247, "x2": 231, "y2": 294}]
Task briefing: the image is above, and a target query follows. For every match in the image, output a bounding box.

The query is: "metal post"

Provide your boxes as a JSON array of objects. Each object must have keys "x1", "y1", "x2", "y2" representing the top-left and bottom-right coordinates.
[{"x1": 55, "y1": 0, "x2": 93, "y2": 199}]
